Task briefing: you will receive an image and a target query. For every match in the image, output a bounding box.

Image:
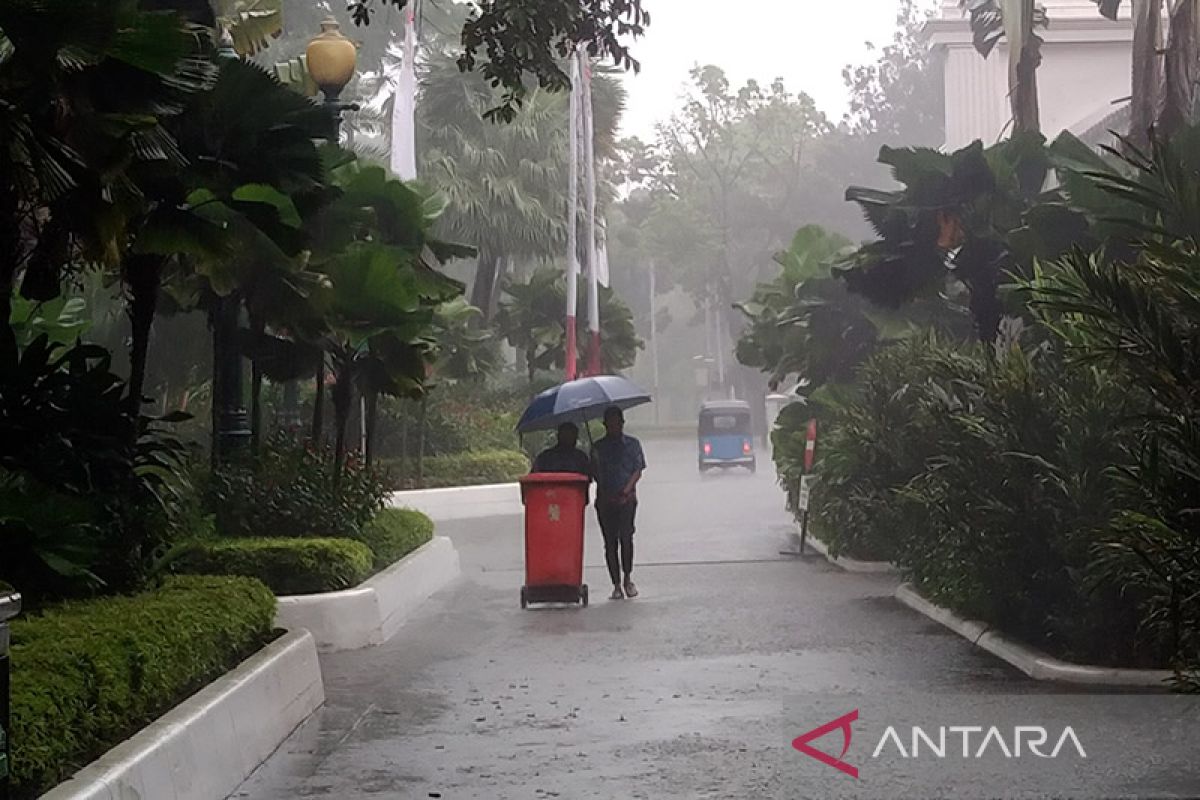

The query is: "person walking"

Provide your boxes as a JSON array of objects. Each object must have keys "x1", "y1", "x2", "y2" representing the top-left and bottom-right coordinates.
[
  {"x1": 532, "y1": 422, "x2": 592, "y2": 475},
  {"x1": 591, "y1": 406, "x2": 646, "y2": 600}
]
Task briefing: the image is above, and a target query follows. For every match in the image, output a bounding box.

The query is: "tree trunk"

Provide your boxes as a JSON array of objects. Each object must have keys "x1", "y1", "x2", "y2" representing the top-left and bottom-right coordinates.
[
  {"x1": 470, "y1": 253, "x2": 500, "y2": 321},
  {"x1": 1130, "y1": 0, "x2": 1165, "y2": 147},
  {"x1": 249, "y1": 315, "x2": 265, "y2": 453},
  {"x1": 1010, "y1": 0, "x2": 1042, "y2": 135},
  {"x1": 487, "y1": 256, "x2": 509, "y2": 320},
  {"x1": 312, "y1": 358, "x2": 326, "y2": 445},
  {"x1": 331, "y1": 360, "x2": 354, "y2": 485},
  {"x1": 0, "y1": 190, "x2": 20, "y2": 366},
  {"x1": 1162, "y1": 0, "x2": 1200, "y2": 137},
  {"x1": 416, "y1": 394, "x2": 428, "y2": 488},
  {"x1": 124, "y1": 254, "x2": 163, "y2": 422},
  {"x1": 527, "y1": 343, "x2": 537, "y2": 386},
  {"x1": 210, "y1": 308, "x2": 221, "y2": 468},
  {"x1": 364, "y1": 390, "x2": 379, "y2": 468},
  {"x1": 0, "y1": 278, "x2": 15, "y2": 367},
  {"x1": 398, "y1": 400, "x2": 409, "y2": 483}
]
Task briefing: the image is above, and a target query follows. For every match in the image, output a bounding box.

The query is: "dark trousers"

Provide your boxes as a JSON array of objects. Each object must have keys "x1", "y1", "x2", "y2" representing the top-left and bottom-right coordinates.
[{"x1": 596, "y1": 499, "x2": 637, "y2": 585}]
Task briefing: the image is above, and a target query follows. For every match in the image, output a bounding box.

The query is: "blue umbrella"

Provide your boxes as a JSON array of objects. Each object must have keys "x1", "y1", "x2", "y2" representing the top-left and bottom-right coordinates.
[{"x1": 516, "y1": 375, "x2": 652, "y2": 433}]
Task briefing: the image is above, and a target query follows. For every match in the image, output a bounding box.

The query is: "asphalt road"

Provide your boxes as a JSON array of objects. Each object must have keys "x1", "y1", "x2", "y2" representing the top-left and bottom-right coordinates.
[{"x1": 231, "y1": 437, "x2": 1200, "y2": 800}]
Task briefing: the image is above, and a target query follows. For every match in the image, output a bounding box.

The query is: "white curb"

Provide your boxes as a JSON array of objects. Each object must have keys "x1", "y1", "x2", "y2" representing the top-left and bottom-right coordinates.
[
  {"x1": 389, "y1": 483, "x2": 521, "y2": 521},
  {"x1": 895, "y1": 583, "x2": 1174, "y2": 687},
  {"x1": 40, "y1": 629, "x2": 324, "y2": 800},
  {"x1": 275, "y1": 536, "x2": 460, "y2": 652},
  {"x1": 788, "y1": 527, "x2": 899, "y2": 574}
]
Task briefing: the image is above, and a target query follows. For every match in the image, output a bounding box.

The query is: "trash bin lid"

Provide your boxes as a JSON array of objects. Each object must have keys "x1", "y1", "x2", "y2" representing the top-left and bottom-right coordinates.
[{"x1": 520, "y1": 472, "x2": 591, "y2": 485}]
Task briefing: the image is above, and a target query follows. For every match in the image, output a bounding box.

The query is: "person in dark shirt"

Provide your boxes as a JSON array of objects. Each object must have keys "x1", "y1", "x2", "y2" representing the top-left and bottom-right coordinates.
[
  {"x1": 591, "y1": 406, "x2": 646, "y2": 600},
  {"x1": 532, "y1": 422, "x2": 592, "y2": 475}
]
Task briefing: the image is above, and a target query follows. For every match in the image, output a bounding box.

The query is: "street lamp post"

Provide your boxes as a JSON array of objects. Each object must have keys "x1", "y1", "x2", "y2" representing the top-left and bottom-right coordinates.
[
  {"x1": 277, "y1": 19, "x2": 358, "y2": 441},
  {"x1": 213, "y1": 28, "x2": 252, "y2": 461},
  {"x1": 306, "y1": 18, "x2": 359, "y2": 142}
]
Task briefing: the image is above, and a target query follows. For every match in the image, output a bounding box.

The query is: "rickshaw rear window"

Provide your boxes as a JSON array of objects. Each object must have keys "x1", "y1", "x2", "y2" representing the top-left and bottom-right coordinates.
[{"x1": 700, "y1": 412, "x2": 750, "y2": 434}]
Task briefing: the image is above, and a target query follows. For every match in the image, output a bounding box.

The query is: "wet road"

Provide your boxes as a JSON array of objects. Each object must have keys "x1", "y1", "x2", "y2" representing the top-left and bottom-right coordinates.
[{"x1": 232, "y1": 438, "x2": 1200, "y2": 800}]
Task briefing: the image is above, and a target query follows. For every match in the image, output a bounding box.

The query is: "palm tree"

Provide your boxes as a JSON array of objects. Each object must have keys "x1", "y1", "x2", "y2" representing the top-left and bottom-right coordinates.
[
  {"x1": 0, "y1": 0, "x2": 215, "y2": 364},
  {"x1": 497, "y1": 266, "x2": 643, "y2": 384},
  {"x1": 215, "y1": 0, "x2": 283, "y2": 56},
  {"x1": 418, "y1": 49, "x2": 626, "y2": 320},
  {"x1": 139, "y1": 56, "x2": 330, "y2": 436},
  {"x1": 300, "y1": 161, "x2": 470, "y2": 473}
]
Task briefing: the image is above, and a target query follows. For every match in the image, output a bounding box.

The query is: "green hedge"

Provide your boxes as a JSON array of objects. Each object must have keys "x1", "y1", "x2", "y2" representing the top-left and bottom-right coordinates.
[
  {"x1": 357, "y1": 508, "x2": 434, "y2": 570},
  {"x1": 385, "y1": 449, "x2": 529, "y2": 489},
  {"x1": 9, "y1": 575, "x2": 275, "y2": 799},
  {"x1": 168, "y1": 537, "x2": 374, "y2": 595}
]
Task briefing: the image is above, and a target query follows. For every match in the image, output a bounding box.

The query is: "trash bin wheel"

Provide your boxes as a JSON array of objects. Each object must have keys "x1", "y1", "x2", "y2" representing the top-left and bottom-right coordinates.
[
  {"x1": 520, "y1": 586, "x2": 528, "y2": 609},
  {"x1": 580, "y1": 584, "x2": 589, "y2": 607}
]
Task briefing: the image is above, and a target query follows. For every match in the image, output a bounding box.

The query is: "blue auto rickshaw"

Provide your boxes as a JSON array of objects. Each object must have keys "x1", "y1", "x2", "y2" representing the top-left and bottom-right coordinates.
[{"x1": 698, "y1": 400, "x2": 755, "y2": 473}]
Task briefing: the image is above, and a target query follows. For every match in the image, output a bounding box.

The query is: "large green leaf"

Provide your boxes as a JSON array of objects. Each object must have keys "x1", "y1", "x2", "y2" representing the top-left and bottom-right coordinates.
[{"x1": 216, "y1": 0, "x2": 283, "y2": 57}]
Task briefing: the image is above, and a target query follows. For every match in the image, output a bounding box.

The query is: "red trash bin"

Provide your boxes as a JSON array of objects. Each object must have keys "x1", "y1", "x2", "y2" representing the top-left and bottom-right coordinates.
[{"x1": 519, "y1": 472, "x2": 590, "y2": 608}]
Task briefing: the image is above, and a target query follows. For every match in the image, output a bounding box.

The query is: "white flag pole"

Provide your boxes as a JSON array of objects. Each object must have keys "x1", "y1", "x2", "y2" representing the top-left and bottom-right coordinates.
[
  {"x1": 565, "y1": 52, "x2": 581, "y2": 381},
  {"x1": 390, "y1": 0, "x2": 418, "y2": 180},
  {"x1": 581, "y1": 53, "x2": 601, "y2": 376}
]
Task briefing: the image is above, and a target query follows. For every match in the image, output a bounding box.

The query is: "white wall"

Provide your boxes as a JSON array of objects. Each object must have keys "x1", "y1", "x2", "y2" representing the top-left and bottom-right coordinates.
[{"x1": 930, "y1": 0, "x2": 1132, "y2": 150}]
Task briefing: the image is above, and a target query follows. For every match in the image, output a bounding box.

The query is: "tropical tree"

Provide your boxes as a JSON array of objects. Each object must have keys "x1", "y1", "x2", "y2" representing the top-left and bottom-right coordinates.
[
  {"x1": 837, "y1": 133, "x2": 1089, "y2": 343},
  {"x1": 296, "y1": 161, "x2": 470, "y2": 472},
  {"x1": 1093, "y1": 0, "x2": 1200, "y2": 143},
  {"x1": 959, "y1": 0, "x2": 1048, "y2": 135},
  {"x1": 419, "y1": 48, "x2": 625, "y2": 319},
  {"x1": 143, "y1": 56, "x2": 330, "y2": 436},
  {"x1": 1027, "y1": 123, "x2": 1200, "y2": 683},
  {"x1": 216, "y1": 0, "x2": 283, "y2": 56},
  {"x1": 347, "y1": 0, "x2": 647, "y2": 122},
  {"x1": 736, "y1": 227, "x2": 869, "y2": 391},
  {"x1": 497, "y1": 266, "x2": 642, "y2": 384},
  {"x1": 0, "y1": 0, "x2": 215, "y2": 362}
]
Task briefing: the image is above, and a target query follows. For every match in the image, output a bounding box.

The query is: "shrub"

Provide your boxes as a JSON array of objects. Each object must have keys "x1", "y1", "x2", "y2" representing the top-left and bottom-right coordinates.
[
  {"x1": 371, "y1": 387, "x2": 522, "y2": 462},
  {"x1": 357, "y1": 508, "x2": 434, "y2": 570},
  {"x1": 165, "y1": 537, "x2": 374, "y2": 595},
  {"x1": 209, "y1": 432, "x2": 389, "y2": 540},
  {"x1": 9, "y1": 575, "x2": 275, "y2": 799},
  {"x1": 385, "y1": 449, "x2": 529, "y2": 489},
  {"x1": 806, "y1": 336, "x2": 942, "y2": 562},
  {"x1": 0, "y1": 337, "x2": 189, "y2": 603},
  {"x1": 812, "y1": 329, "x2": 1155, "y2": 666}
]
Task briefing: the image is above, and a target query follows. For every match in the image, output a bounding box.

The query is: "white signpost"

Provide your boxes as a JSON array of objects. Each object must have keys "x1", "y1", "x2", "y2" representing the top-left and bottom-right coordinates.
[{"x1": 798, "y1": 475, "x2": 815, "y2": 511}]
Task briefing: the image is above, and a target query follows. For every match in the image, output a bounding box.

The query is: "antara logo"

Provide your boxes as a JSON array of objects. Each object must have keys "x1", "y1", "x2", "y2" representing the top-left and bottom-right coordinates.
[{"x1": 793, "y1": 711, "x2": 1087, "y2": 779}]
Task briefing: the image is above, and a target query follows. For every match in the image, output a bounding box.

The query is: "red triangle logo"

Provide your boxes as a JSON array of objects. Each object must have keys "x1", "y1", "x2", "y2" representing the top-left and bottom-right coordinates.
[{"x1": 792, "y1": 709, "x2": 859, "y2": 779}]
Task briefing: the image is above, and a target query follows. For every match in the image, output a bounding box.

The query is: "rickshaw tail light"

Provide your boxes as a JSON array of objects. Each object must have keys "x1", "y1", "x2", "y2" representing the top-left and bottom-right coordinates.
[
  {"x1": 703, "y1": 441, "x2": 712, "y2": 455},
  {"x1": 743, "y1": 440, "x2": 752, "y2": 454}
]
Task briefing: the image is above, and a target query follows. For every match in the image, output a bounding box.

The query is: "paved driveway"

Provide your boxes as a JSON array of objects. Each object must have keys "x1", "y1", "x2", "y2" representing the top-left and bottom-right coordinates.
[{"x1": 232, "y1": 438, "x2": 1200, "y2": 799}]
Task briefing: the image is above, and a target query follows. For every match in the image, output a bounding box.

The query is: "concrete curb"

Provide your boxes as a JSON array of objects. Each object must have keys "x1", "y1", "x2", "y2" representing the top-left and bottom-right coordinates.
[
  {"x1": 275, "y1": 536, "x2": 460, "y2": 652},
  {"x1": 786, "y1": 528, "x2": 899, "y2": 574},
  {"x1": 390, "y1": 483, "x2": 521, "y2": 521},
  {"x1": 895, "y1": 583, "x2": 1175, "y2": 687},
  {"x1": 40, "y1": 629, "x2": 324, "y2": 800}
]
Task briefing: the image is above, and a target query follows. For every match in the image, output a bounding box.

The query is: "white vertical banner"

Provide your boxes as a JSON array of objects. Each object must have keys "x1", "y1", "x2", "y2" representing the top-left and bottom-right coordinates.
[
  {"x1": 390, "y1": 0, "x2": 418, "y2": 180},
  {"x1": 581, "y1": 52, "x2": 601, "y2": 374},
  {"x1": 564, "y1": 52, "x2": 581, "y2": 380},
  {"x1": 596, "y1": 218, "x2": 610, "y2": 288}
]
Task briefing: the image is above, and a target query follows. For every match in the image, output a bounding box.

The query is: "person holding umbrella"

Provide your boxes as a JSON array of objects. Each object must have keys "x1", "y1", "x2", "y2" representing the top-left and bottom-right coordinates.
[
  {"x1": 515, "y1": 376, "x2": 652, "y2": 604},
  {"x1": 591, "y1": 406, "x2": 646, "y2": 600},
  {"x1": 532, "y1": 422, "x2": 592, "y2": 476}
]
